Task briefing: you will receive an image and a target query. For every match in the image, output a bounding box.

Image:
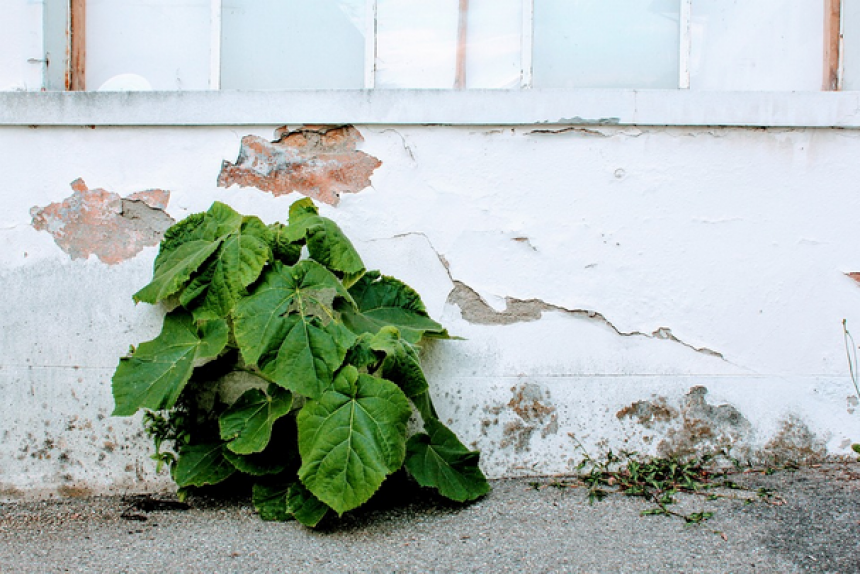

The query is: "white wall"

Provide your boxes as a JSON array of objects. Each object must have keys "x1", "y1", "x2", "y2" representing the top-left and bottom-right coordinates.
[
  {"x1": 2, "y1": 0, "x2": 860, "y2": 498},
  {"x1": 2, "y1": 119, "x2": 860, "y2": 497}
]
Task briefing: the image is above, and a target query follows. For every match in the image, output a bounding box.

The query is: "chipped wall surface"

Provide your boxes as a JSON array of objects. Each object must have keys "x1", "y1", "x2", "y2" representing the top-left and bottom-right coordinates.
[
  {"x1": 218, "y1": 125, "x2": 382, "y2": 206},
  {"x1": 3, "y1": 122, "x2": 860, "y2": 497},
  {"x1": 30, "y1": 179, "x2": 173, "y2": 264}
]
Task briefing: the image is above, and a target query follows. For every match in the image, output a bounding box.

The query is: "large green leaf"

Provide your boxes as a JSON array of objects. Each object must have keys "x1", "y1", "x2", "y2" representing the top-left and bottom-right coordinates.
[
  {"x1": 219, "y1": 386, "x2": 293, "y2": 454},
  {"x1": 234, "y1": 261, "x2": 356, "y2": 399},
  {"x1": 287, "y1": 482, "x2": 330, "y2": 527},
  {"x1": 344, "y1": 333, "x2": 381, "y2": 371},
  {"x1": 134, "y1": 202, "x2": 243, "y2": 304},
  {"x1": 223, "y1": 449, "x2": 288, "y2": 476},
  {"x1": 191, "y1": 216, "x2": 272, "y2": 321},
  {"x1": 404, "y1": 418, "x2": 490, "y2": 502},
  {"x1": 369, "y1": 327, "x2": 437, "y2": 421},
  {"x1": 112, "y1": 312, "x2": 228, "y2": 416},
  {"x1": 266, "y1": 316, "x2": 355, "y2": 399},
  {"x1": 173, "y1": 443, "x2": 236, "y2": 488},
  {"x1": 297, "y1": 367, "x2": 411, "y2": 514},
  {"x1": 338, "y1": 271, "x2": 448, "y2": 343},
  {"x1": 269, "y1": 223, "x2": 302, "y2": 265},
  {"x1": 134, "y1": 240, "x2": 222, "y2": 304},
  {"x1": 252, "y1": 482, "x2": 292, "y2": 521},
  {"x1": 286, "y1": 198, "x2": 365, "y2": 287}
]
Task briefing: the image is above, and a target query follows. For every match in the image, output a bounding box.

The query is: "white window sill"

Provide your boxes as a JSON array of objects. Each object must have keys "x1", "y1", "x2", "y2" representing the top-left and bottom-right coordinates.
[{"x1": 2, "y1": 89, "x2": 860, "y2": 128}]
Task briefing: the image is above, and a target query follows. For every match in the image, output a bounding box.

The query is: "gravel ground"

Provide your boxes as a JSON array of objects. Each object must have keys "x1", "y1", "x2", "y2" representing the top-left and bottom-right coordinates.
[{"x1": 1, "y1": 463, "x2": 859, "y2": 573}]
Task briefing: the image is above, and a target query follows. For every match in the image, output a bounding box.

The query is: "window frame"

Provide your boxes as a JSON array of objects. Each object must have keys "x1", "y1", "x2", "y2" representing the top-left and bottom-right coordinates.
[{"x1": 8, "y1": 0, "x2": 856, "y2": 130}]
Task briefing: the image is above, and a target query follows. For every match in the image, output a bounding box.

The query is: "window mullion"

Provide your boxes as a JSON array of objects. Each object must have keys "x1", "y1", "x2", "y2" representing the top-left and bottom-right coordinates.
[
  {"x1": 364, "y1": 0, "x2": 377, "y2": 89},
  {"x1": 679, "y1": 0, "x2": 692, "y2": 89},
  {"x1": 209, "y1": 0, "x2": 222, "y2": 90},
  {"x1": 521, "y1": 0, "x2": 534, "y2": 88}
]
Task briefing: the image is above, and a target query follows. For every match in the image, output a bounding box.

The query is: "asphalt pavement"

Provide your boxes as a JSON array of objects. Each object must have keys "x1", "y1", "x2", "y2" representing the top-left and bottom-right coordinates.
[{"x1": 1, "y1": 463, "x2": 859, "y2": 573}]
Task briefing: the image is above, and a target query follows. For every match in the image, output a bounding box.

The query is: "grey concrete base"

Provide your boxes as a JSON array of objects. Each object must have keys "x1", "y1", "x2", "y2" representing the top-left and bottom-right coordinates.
[{"x1": 1, "y1": 464, "x2": 858, "y2": 573}]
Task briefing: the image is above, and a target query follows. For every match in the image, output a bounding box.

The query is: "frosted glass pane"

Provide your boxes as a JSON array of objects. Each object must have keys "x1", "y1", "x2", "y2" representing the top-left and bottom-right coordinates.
[
  {"x1": 221, "y1": 0, "x2": 365, "y2": 90},
  {"x1": 465, "y1": 0, "x2": 523, "y2": 89},
  {"x1": 842, "y1": 2, "x2": 860, "y2": 90},
  {"x1": 533, "y1": 0, "x2": 680, "y2": 89},
  {"x1": 376, "y1": 0, "x2": 459, "y2": 89},
  {"x1": 87, "y1": 0, "x2": 210, "y2": 91},
  {"x1": 690, "y1": 0, "x2": 822, "y2": 91}
]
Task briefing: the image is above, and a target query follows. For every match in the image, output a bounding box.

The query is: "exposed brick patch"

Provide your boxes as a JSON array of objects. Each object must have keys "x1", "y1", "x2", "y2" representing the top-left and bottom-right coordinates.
[
  {"x1": 217, "y1": 125, "x2": 382, "y2": 206},
  {"x1": 847, "y1": 272, "x2": 860, "y2": 285},
  {"x1": 30, "y1": 178, "x2": 174, "y2": 265}
]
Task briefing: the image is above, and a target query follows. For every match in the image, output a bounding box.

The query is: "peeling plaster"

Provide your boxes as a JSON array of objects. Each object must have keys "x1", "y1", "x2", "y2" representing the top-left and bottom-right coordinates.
[
  {"x1": 656, "y1": 387, "x2": 752, "y2": 458},
  {"x1": 847, "y1": 272, "x2": 860, "y2": 285},
  {"x1": 447, "y1": 281, "x2": 724, "y2": 358},
  {"x1": 615, "y1": 388, "x2": 827, "y2": 464},
  {"x1": 488, "y1": 382, "x2": 558, "y2": 453},
  {"x1": 217, "y1": 125, "x2": 382, "y2": 205},
  {"x1": 761, "y1": 414, "x2": 828, "y2": 463},
  {"x1": 616, "y1": 397, "x2": 678, "y2": 429},
  {"x1": 527, "y1": 126, "x2": 609, "y2": 137},
  {"x1": 30, "y1": 178, "x2": 173, "y2": 264}
]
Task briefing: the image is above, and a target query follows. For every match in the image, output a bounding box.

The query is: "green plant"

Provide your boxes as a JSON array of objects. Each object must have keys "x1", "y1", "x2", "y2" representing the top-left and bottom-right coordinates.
[
  {"x1": 112, "y1": 199, "x2": 489, "y2": 527},
  {"x1": 842, "y1": 320, "x2": 860, "y2": 460},
  {"x1": 536, "y1": 442, "x2": 785, "y2": 524}
]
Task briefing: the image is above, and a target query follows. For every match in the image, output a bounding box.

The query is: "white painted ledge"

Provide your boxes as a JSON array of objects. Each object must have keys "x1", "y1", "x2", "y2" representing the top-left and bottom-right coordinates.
[{"x1": 2, "y1": 89, "x2": 860, "y2": 128}]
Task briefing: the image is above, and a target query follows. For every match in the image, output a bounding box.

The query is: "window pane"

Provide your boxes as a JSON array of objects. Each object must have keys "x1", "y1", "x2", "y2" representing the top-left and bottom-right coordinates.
[
  {"x1": 221, "y1": 0, "x2": 366, "y2": 90},
  {"x1": 376, "y1": 0, "x2": 459, "y2": 89},
  {"x1": 533, "y1": 0, "x2": 680, "y2": 89},
  {"x1": 689, "y1": 0, "x2": 822, "y2": 91},
  {"x1": 842, "y1": 1, "x2": 860, "y2": 90},
  {"x1": 87, "y1": 0, "x2": 211, "y2": 91},
  {"x1": 465, "y1": 0, "x2": 523, "y2": 89}
]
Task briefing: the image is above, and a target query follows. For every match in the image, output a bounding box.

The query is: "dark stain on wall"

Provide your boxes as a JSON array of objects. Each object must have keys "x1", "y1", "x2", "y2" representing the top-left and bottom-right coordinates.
[{"x1": 218, "y1": 125, "x2": 382, "y2": 206}]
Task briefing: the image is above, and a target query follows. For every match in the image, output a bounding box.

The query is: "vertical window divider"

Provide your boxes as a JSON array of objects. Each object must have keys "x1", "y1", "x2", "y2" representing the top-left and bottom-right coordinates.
[
  {"x1": 455, "y1": 0, "x2": 469, "y2": 89},
  {"x1": 838, "y1": 0, "x2": 845, "y2": 90},
  {"x1": 364, "y1": 0, "x2": 377, "y2": 89},
  {"x1": 824, "y1": 0, "x2": 842, "y2": 90},
  {"x1": 521, "y1": 0, "x2": 534, "y2": 89},
  {"x1": 69, "y1": 0, "x2": 86, "y2": 91},
  {"x1": 679, "y1": 0, "x2": 692, "y2": 89},
  {"x1": 209, "y1": 0, "x2": 222, "y2": 90}
]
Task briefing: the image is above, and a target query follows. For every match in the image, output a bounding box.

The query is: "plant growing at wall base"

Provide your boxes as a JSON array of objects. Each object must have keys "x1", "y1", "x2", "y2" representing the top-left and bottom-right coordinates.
[
  {"x1": 841, "y1": 319, "x2": 860, "y2": 459},
  {"x1": 111, "y1": 199, "x2": 489, "y2": 526}
]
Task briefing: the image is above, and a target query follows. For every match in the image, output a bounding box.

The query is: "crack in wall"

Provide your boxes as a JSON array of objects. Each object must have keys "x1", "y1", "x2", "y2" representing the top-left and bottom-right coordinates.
[
  {"x1": 447, "y1": 281, "x2": 725, "y2": 359},
  {"x1": 371, "y1": 128, "x2": 416, "y2": 162},
  {"x1": 375, "y1": 231, "x2": 728, "y2": 360},
  {"x1": 527, "y1": 126, "x2": 609, "y2": 137}
]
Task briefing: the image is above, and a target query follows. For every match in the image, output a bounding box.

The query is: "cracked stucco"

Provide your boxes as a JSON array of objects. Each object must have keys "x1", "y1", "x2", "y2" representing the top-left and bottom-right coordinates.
[{"x1": 446, "y1": 280, "x2": 724, "y2": 359}]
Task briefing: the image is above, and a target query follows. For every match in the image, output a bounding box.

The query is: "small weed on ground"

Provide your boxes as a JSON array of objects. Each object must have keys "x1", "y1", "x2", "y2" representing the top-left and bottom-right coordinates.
[{"x1": 529, "y1": 447, "x2": 789, "y2": 525}]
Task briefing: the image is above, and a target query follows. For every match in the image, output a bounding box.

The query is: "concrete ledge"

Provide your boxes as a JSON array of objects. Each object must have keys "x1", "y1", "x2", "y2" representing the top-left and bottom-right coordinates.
[{"x1": 3, "y1": 89, "x2": 860, "y2": 128}]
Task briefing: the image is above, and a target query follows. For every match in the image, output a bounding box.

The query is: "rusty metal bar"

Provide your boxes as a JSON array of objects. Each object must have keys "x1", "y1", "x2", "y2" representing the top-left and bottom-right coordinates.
[
  {"x1": 69, "y1": 0, "x2": 85, "y2": 91},
  {"x1": 824, "y1": 0, "x2": 842, "y2": 90}
]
